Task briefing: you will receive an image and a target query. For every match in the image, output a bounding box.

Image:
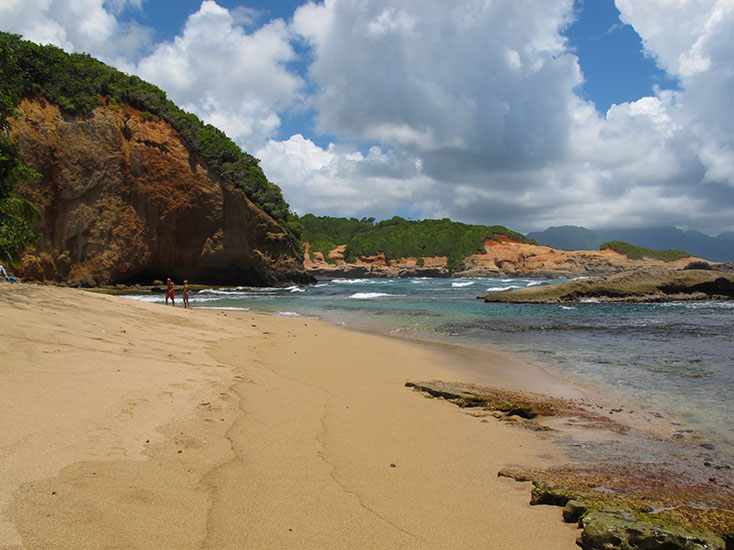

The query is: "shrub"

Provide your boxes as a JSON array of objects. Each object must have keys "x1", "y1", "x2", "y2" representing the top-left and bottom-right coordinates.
[{"x1": 600, "y1": 241, "x2": 691, "y2": 262}]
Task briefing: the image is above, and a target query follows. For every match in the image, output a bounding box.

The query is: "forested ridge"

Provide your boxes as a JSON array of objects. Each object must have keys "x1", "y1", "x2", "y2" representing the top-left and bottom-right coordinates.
[
  {"x1": 0, "y1": 32, "x2": 301, "y2": 259},
  {"x1": 600, "y1": 241, "x2": 691, "y2": 262},
  {"x1": 301, "y1": 214, "x2": 535, "y2": 271}
]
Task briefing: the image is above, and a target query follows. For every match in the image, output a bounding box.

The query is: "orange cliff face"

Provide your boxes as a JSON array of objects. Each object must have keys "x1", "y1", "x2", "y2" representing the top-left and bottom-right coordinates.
[
  {"x1": 302, "y1": 234, "x2": 701, "y2": 279},
  {"x1": 463, "y1": 235, "x2": 699, "y2": 277},
  {"x1": 9, "y1": 97, "x2": 312, "y2": 286}
]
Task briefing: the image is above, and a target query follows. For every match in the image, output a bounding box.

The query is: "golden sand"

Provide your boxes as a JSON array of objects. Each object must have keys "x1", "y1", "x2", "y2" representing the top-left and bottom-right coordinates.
[{"x1": 0, "y1": 284, "x2": 578, "y2": 549}]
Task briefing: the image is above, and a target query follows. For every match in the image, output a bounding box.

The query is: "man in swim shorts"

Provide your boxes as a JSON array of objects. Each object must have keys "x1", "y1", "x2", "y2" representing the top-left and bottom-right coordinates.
[{"x1": 166, "y1": 277, "x2": 175, "y2": 306}]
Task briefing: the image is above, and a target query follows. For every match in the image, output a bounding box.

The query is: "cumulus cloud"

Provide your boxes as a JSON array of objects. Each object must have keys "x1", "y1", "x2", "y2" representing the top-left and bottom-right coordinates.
[
  {"x1": 1, "y1": 0, "x2": 732, "y2": 233},
  {"x1": 292, "y1": 0, "x2": 580, "y2": 172},
  {"x1": 134, "y1": 1, "x2": 303, "y2": 150},
  {"x1": 271, "y1": 0, "x2": 734, "y2": 233},
  {"x1": 0, "y1": 0, "x2": 152, "y2": 63},
  {"x1": 257, "y1": 134, "x2": 431, "y2": 219}
]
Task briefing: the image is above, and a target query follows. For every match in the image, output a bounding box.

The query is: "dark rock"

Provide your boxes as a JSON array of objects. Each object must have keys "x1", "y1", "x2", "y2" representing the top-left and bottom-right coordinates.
[
  {"x1": 578, "y1": 510, "x2": 726, "y2": 550},
  {"x1": 563, "y1": 500, "x2": 589, "y2": 523},
  {"x1": 685, "y1": 261, "x2": 713, "y2": 271},
  {"x1": 530, "y1": 486, "x2": 572, "y2": 507}
]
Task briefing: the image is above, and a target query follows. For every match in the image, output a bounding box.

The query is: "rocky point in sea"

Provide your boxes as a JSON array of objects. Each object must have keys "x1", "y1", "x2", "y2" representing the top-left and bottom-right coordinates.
[{"x1": 481, "y1": 267, "x2": 734, "y2": 303}]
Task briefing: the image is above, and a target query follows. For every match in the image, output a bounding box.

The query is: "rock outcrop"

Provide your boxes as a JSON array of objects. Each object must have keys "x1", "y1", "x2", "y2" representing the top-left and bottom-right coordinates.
[
  {"x1": 10, "y1": 96, "x2": 312, "y2": 286},
  {"x1": 408, "y1": 380, "x2": 733, "y2": 548},
  {"x1": 303, "y1": 235, "x2": 704, "y2": 279},
  {"x1": 482, "y1": 267, "x2": 734, "y2": 303}
]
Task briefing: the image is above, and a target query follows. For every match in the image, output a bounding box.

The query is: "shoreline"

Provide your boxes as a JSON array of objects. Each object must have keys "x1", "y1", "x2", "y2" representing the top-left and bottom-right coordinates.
[
  {"x1": 118, "y1": 286, "x2": 734, "y2": 465},
  {"x1": 2, "y1": 284, "x2": 730, "y2": 548},
  {"x1": 1, "y1": 284, "x2": 581, "y2": 548}
]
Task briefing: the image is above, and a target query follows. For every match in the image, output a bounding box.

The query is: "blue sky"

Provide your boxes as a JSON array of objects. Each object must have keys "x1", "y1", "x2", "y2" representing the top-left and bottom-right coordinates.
[
  {"x1": 566, "y1": 0, "x2": 679, "y2": 113},
  {"x1": 2, "y1": 0, "x2": 732, "y2": 234}
]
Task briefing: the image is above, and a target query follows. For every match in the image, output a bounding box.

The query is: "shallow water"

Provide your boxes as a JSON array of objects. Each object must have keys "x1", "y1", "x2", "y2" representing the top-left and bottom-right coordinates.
[{"x1": 127, "y1": 277, "x2": 734, "y2": 461}]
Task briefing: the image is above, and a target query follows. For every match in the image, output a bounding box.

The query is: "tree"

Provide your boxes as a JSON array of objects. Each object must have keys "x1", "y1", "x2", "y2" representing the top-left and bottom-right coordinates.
[{"x1": 0, "y1": 136, "x2": 40, "y2": 263}]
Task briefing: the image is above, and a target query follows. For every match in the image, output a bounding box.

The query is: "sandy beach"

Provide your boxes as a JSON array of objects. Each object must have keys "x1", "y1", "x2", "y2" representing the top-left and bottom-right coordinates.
[{"x1": 0, "y1": 284, "x2": 579, "y2": 549}]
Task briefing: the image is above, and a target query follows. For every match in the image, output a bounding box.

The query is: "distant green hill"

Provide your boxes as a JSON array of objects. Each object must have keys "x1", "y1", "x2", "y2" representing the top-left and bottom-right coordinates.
[
  {"x1": 599, "y1": 241, "x2": 691, "y2": 262},
  {"x1": 0, "y1": 32, "x2": 300, "y2": 243},
  {"x1": 301, "y1": 214, "x2": 534, "y2": 271}
]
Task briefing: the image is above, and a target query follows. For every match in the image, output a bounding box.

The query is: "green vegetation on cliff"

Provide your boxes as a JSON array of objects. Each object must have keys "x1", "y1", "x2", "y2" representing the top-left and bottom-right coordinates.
[
  {"x1": 301, "y1": 214, "x2": 534, "y2": 271},
  {"x1": 0, "y1": 32, "x2": 300, "y2": 244},
  {"x1": 0, "y1": 35, "x2": 40, "y2": 263},
  {"x1": 600, "y1": 241, "x2": 691, "y2": 262},
  {"x1": 300, "y1": 214, "x2": 374, "y2": 264}
]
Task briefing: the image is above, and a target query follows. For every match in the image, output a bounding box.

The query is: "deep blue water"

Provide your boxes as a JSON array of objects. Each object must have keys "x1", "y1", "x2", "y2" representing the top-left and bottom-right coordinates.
[{"x1": 127, "y1": 277, "x2": 734, "y2": 459}]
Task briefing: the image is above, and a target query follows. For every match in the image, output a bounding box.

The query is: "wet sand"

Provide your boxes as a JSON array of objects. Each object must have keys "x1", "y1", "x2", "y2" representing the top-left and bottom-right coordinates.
[{"x1": 0, "y1": 284, "x2": 579, "y2": 549}]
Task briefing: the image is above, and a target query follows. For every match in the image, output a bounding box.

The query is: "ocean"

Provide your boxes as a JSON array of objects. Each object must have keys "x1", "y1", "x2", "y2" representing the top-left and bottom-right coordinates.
[{"x1": 127, "y1": 276, "x2": 734, "y2": 462}]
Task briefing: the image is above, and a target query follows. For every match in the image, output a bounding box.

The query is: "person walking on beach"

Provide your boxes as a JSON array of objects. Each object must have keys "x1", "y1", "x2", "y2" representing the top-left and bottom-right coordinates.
[
  {"x1": 165, "y1": 277, "x2": 175, "y2": 306},
  {"x1": 183, "y1": 280, "x2": 190, "y2": 308}
]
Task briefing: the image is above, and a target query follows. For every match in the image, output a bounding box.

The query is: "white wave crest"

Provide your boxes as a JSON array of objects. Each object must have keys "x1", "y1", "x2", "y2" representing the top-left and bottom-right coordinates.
[
  {"x1": 197, "y1": 306, "x2": 250, "y2": 311},
  {"x1": 452, "y1": 281, "x2": 475, "y2": 288},
  {"x1": 349, "y1": 292, "x2": 396, "y2": 300},
  {"x1": 121, "y1": 295, "x2": 161, "y2": 302},
  {"x1": 485, "y1": 285, "x2": 521, "y2": 292}
]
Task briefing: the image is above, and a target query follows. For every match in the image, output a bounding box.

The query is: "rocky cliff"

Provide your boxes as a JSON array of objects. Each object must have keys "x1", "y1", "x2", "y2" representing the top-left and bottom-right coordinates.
[
  {"x1": 9, "y1": 96, "x2": 312, "y2": 286},
  {"x1": 304, "y1": 235, "x2": 703, "y2": 279}
]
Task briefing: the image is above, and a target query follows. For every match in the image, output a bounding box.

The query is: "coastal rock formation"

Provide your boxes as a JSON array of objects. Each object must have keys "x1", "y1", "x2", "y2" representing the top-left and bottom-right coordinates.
[
  {"x1": 303, "y1": 244, "x2": 451, "y2": 278},
  {"x1": 9, "y1": 96, "x2": 312, "y2": 286},
  {"x1": 482, "y1": 267, "x2": 734, "y2": 303},
  {"x1": 410, "y1": 380, "x2": 733, "y2": 548},
  {"x1": 304, "y1": 236, "x2": 703, "y2": 279},
  {"x1": 578, "y1": 511, "x2": 726, "y2": 550}
]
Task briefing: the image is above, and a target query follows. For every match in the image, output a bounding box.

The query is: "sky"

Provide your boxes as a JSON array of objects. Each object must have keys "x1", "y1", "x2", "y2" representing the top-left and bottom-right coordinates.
[{"x1": 1, "y1": 0, "x2": 733, "y2": 235}]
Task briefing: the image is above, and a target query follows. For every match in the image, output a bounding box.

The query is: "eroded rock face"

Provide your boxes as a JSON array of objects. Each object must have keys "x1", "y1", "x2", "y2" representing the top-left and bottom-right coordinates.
[
  {"x1": 10, "y1": 97, "x2": 312, "y2": 286},
  {"x1": 302, "y1": 235, "x2": 703, "y2": 279}
]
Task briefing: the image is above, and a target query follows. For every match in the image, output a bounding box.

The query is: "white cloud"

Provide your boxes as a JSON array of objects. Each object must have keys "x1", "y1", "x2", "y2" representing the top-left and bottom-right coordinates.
[
  {"x1": 614, "y1": 0, "x2": 734, "y2": 191},
  {"x1": 133, "y1": 1, "x2": 303, "y2": 150},
  {"x1": 0, "y1": 0, "x2": 303, "y2": 151},
  {"x1": 257, "y1": 135, "x2": 431, "y2": 219},
  {"x1": 259, "y1": 0, "x2": 733, "y2": 234},
  {"x1": 0, "y1": 0, "x2": 152, "y2": 63},
  {"x1": 1, "y1": 0, "x2": 732, "y2": 234},
  {"x1": 293, "y1": 0, "x2": 580, "y2": 167}
]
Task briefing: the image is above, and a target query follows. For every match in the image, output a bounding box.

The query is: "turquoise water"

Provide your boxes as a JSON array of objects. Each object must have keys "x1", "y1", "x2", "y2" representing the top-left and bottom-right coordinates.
[{"x1": 128, "y1": 277, "x2": 734, "y2": 460}]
